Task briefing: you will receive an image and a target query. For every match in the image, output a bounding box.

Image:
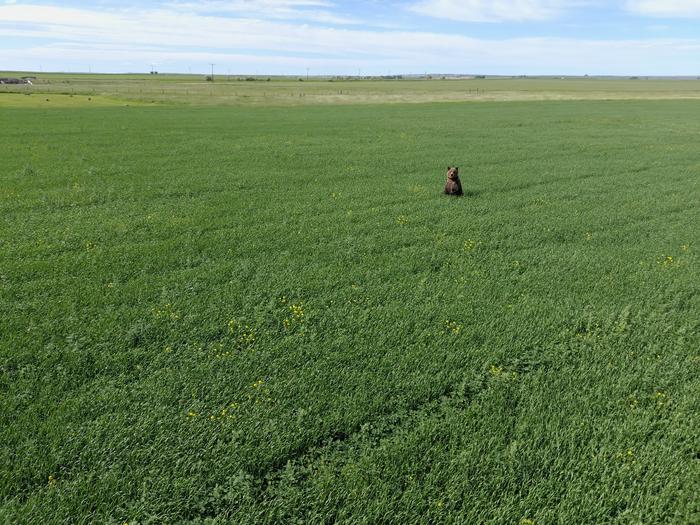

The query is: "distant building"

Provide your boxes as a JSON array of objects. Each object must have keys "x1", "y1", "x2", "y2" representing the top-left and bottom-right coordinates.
[{"x1": 0, "y1": 77, "x2": 33, "y2": 85}]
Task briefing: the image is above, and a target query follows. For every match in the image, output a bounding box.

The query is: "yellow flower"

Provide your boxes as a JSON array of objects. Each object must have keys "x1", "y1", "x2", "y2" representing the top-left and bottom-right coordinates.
[
  {"x1": 463, "y1": 239, "x2": 477, "y2": 252},
  {"x1": 237, "y1": 327, "x2": 255, "y2": 345},
  {"x1": 655, "y1": 391, "x2": 668, "y2": 406},
  {"x1": 290, "y1": 304, "x2": 304, "y2": 318},
  {"x1": 657, "y1": 255, "x2": 675, "y2": 267},
  {"x1": 445, "y1": 320, "x2": 462, "y2": 335},
  {"x1": 616, "y1": 448, "x2": 636, "y2": 464},
  {"x1": 48, "y1": 475, "x2": 57, "y2": 486},
  {"x1": 284, "y1": 304, "x2": 305, "y2": 331}
]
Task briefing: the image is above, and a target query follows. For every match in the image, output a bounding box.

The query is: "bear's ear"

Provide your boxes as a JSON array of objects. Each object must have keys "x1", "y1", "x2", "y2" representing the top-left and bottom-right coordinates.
[{"x1": 447, "y1": 166, "x2": 452, "y2": 170}]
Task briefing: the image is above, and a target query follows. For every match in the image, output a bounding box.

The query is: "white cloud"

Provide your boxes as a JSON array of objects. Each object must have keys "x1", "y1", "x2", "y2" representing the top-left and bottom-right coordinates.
[
  {"x1": 1, "y1": 3, "x2": 699, "y2": 74},
  {"x1": 164, "y1": 0, "x2": 362, "y2": 24},
  {"x1": 167, "y1": 0, "x2": 334, "y2": 9},
  {"x1": 408, "y1": 0, "x2": 577, "y2": 22},
  {"x1": 626, "y1": 0, "x2": 700, "y2": 17}
]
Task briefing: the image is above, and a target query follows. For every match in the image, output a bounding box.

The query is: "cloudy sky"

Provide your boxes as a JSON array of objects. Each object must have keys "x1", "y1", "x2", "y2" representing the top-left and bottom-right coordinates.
[{"x1": 1, "y1": 0, "x2": 700, "y2": 75}]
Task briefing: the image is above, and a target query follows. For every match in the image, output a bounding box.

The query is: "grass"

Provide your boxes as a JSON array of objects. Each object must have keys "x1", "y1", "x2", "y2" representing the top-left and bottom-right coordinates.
[
  {"x1": 1, "y1": 93, "x2": 699, "y2": 523},
  {"x1": 2, "y1": 73, "x2": 700, "y2": 107}
]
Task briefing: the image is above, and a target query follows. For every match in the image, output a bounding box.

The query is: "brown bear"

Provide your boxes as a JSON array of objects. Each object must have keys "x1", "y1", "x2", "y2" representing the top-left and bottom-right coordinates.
[{"x1": 444, "y1": 166, "x2": 463, "y2": 196}]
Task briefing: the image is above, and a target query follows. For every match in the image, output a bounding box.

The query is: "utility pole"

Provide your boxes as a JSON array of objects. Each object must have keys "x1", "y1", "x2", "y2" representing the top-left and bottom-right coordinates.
[{"x1": 209, "y1": 63, "x2": 215, "y2": 81}]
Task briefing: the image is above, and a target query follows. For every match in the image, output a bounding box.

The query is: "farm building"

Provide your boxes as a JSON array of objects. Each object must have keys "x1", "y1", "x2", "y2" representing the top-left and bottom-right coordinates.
[{"x1": 0, "y1": 78, "x2": 32, "y2": 85}]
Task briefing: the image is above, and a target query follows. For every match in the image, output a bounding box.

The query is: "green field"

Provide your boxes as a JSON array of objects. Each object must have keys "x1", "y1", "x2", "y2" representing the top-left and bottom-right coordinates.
[
  {"x1": 1, "y1": 80, "x2": 699, "y2": 523},
  {"x1": 2, "y1": 73, "x2": 700, "y2": 106}
]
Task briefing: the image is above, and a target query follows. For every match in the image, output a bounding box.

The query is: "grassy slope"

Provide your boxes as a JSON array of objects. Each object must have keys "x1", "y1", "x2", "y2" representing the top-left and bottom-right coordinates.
[{"x1": 1, "y1": 101, "x2": 699, "y2": 523}]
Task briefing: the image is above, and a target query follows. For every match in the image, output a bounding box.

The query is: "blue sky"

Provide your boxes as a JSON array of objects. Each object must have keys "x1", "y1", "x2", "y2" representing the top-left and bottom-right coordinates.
[{"x1": 1, "y1": 0, "x2": 700, "y2": 75}]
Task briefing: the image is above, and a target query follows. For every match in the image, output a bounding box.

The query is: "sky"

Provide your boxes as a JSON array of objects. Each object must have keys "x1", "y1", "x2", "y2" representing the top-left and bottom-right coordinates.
[{"x1": 1, "y1": 0, "x2": 700, "y2": 75}]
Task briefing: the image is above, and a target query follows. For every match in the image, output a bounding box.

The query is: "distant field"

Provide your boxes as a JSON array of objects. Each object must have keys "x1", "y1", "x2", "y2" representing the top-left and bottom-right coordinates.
[
  {"x1": 1, "y1": 89, "x2": 699, "y2": 523},
  {"x1": 2, "y1": 73, "x2": 700, "y2": 106}
]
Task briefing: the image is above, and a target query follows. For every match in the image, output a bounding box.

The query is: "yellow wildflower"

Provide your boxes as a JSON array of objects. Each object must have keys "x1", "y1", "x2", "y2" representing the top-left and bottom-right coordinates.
[
  {"x1": 290, "y1": 304, "x2": 304, "y2": 318},
  {"x1": 445, "y1": 320, "x2": 462, "y2": 335},
  {"x1": 657, "y1": 255, "x2": 675, "y2": 267}
]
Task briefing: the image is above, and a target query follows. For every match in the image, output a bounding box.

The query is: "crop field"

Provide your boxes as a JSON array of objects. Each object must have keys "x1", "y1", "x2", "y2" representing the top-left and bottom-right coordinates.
[
  {"x1": 2, "y1": 73, "x2": 700, "y2": 106},
  {"x1": 1, "y1": 80, "x2": 699, "y2": 523}
]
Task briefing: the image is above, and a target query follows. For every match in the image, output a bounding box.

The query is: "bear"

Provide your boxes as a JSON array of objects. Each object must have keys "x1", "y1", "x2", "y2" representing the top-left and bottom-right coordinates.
[{"x1": 444, "y1": 166, "x2": 463, "y2": 196}]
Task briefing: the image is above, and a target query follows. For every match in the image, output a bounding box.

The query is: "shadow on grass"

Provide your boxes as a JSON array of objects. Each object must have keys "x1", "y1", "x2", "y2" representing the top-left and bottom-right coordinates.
[{"x1": 443, "y1": 190, "x2": 481, "y2": 198}]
